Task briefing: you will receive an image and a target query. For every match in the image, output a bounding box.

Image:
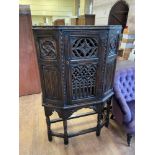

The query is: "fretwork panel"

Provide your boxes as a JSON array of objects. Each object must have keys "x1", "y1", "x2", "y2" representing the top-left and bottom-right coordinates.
[
  {"x1": 71, "y1": 64, "x2": 97, "y2": 100},
  {"x1": 71, "y1": 37, "x2": 98, "y2": 59}
]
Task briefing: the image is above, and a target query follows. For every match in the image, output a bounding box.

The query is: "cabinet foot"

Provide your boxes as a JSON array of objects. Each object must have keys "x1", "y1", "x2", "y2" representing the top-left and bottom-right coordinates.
[
  {"x1": 46, "y1": 116, "x2": 52, "y2": 142},
  {"x1": 63, "y1": 119, "x2": 69, "y2": 145},
  {"x1": 105, "y1": 99, "x2": 111, "y2": 128},
  {"x1": 96, "y1": 111, "x2": 103, "y2": 137}
]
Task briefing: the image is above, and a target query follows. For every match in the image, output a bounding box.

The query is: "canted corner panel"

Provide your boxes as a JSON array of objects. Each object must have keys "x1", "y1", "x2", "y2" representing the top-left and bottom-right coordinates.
[
  {"x1": 100, "y1": 31, "x2": 109, "y2": 71},
  {"x1": 108, "y1": 30, "x2": 119, "y2": 56},
  {"x1": 100, "y1": 31, "x2": 109, "y2": 49},
  {"x1": 104, "y1": 59, "x2": 116, "y2": 94},
  {"x1": 71, "y1": 37, "x2": 98, "y2": 59},
  {"x1": 42, "y1": 66, "x2": 60, "y2": 100},
  {"x1": 71, "y1": 64, "x2": 97, "y2": 100},
  {"x1": 39, "y1": 38, "x2": 57, "y2": 60}
]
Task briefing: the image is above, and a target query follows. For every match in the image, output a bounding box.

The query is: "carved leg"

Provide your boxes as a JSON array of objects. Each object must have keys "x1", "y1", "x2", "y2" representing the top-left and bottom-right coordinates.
[
  {"x1": 46, "y1": 116, "x2": 52, "y2": 142},
  {"x1": 127, "y1": 133, "x2": 132, "y2": 146},
  {"x1": 105, "y1": 99, "x2": 111, "y2": 128},
  {"x1": 63, "y1": 119, "x2": 69, "y2": 145},
  {"x1": 96, "y1": 112, "x2": 103, "y2": 136}
]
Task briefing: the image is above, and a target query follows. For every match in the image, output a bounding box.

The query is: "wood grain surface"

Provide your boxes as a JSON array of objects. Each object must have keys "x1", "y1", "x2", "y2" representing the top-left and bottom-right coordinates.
[{"x1": 19, "y1": 5, "x2": 41, "y2": 96}]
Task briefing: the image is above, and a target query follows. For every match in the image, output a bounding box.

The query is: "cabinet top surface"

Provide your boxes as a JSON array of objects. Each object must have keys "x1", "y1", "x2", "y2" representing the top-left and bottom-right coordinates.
[{"x1": 32, "y1": 25, "x2": 122, "y2": 30}]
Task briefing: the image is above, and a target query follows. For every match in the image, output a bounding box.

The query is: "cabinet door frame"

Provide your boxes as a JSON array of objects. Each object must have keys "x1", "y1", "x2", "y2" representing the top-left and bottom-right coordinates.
[{"x1": 63, "y1": 30, "x2": 105, "y2": 105}]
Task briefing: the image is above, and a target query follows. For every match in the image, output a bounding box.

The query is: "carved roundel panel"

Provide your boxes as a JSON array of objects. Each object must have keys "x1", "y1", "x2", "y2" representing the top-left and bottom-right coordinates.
[
  {"x1": 39, "y1": 38, "x2": 57, "y2": 60},
  {"x1": 72, "y1": 38, "x2": 98, "y2": 58},
  {"x1": 109, "y1": 32, "x2": 118, "y2": 55}
]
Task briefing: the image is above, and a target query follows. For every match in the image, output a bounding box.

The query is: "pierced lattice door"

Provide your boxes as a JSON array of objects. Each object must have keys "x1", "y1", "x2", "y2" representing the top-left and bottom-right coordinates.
[{"x1": 64, "y1": 30, "x2": 105, "y2": 105}]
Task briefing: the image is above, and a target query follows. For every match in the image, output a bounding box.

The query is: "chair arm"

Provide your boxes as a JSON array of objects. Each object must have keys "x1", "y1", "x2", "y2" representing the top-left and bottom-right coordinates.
[{"x1": 114, "y1": 94, "x2": 132, "y2": 123}]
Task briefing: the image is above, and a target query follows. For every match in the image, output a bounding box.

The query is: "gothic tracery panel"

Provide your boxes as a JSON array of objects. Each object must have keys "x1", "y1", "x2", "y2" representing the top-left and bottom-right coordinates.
[
  {"x1": 71, "y1": 64, "x2": 97, "y2": 100},
  {"x1": 72, "y1": 38, "x2": 98, "y2": 58},
  {"x1": 39, "y1": 38, "x2": 57, "y2": 60}
]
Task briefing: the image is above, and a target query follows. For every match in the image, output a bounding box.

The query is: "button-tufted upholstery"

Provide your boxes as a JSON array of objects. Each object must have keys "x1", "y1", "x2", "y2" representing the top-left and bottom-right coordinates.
[
  {"x1": 115, "y1": 67, "x2": 135, "y2": 102},
  {"x1": 112, "y1": 67, "x2": 135, "y2": 145},
  {"x1": 113, "y1": 67, "x2": 135, "y2": 123}
]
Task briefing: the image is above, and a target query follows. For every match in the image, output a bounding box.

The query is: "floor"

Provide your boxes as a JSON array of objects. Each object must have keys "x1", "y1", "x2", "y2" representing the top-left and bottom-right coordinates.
[{"x1": 19, "y1": 93, "x2": 135, "y2": 155}]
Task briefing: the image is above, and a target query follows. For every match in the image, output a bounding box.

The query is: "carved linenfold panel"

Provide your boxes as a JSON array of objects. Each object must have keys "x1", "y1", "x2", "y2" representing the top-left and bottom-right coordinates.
[
  {"x1": 39, "y1": 38, "x2": 57, "y2": 60},
  {"x1": 71, "y1": 64, "x2": 97, "y2": 100},
  {"x1": 42, "y1": 66, "x2": 59, "y2": 100},
  {"x1": 72, "y1": 38, "x2": 98, "y2": 58},
  {"x1": 104, "y1": 60, "x2": 115, "y2": 92}
]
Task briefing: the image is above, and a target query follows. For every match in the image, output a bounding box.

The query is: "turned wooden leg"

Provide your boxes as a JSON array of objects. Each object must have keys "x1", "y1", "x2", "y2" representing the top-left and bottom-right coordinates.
[
  {"x1": 105, "y1": 99, "x2": 111, "y2": 128},
  {"x1": 46, "y1": 116, "x2": 52, "y2": 142},
  {"x1": 96, "y1": 112, "x2": 103, "y2": 136},
  {"x1": 127, "y1": 133, "x2": 132, "y2": 146},
  {"x1": 63, "y1": 119, "x2": 69, "y2": 145}
]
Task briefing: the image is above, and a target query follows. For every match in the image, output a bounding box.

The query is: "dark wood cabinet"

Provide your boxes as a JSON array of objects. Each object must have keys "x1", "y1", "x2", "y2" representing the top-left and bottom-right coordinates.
[{"x1": 33, "y1": 25, "x2": 122, "y2": 144}]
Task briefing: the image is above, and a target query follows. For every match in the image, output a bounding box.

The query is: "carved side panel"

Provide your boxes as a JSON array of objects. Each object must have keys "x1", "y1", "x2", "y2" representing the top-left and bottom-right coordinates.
[
  {"x1": 42, "y1": 66, "x2": 60, "y2": 100},
  {"x1": 100, "y1": 31, "x2": 109, "y2": 53},
  {"x1": 108, "y1": 30, "x2": 120, "y2": 56},
  {"x1": 35, "y1": 36, "x2": 61, "y2": 103},
  {"x1": 103, "y1": 29, "x2": 121, "y2": 95},
  {"x1": 100, "y1": 31, "x2": 109, "y2": 97},
  {"x1": 39, "y1": 38, "x2": 57, "y2": 60},
  {"x1": 104, "y1": 59, "x2": 116, "y2": 94},
  {"x1": 71, "y1": 64, "x2": 97, "y2": 100}
]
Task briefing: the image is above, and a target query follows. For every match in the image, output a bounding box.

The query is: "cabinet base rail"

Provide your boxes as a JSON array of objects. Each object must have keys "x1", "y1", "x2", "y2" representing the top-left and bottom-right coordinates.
[{"x1": 46, "y1": 107, "x2": 110, "y2": 145}]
